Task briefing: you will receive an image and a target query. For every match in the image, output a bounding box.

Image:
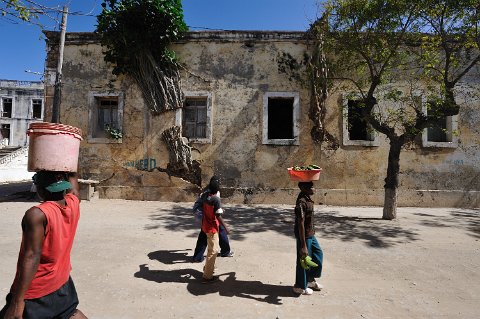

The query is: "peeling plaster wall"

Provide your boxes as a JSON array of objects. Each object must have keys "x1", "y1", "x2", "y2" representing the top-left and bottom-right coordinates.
[{"x1": 43, "y1": 31, "x2": 480, "y2": 207}]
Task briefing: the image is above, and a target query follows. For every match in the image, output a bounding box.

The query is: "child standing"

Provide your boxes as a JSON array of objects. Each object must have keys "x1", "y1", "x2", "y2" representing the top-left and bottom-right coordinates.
[
  {"x1": 201, "y1": 179, "x2": 230, "y2": 283},
  {"x1": 293, "y1": 181, "x2": 323, "y2": 295}
]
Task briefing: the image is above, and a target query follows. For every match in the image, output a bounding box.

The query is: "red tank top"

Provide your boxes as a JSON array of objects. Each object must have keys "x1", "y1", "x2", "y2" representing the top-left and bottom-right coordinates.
[{"x1": 13, "y1": 193, "x2": 80, "y2": 299}]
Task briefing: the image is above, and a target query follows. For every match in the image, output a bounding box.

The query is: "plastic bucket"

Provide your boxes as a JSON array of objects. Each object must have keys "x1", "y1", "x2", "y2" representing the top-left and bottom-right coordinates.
[{"x1": 27, "y1": 122, "x2": 83, "y2": 172}]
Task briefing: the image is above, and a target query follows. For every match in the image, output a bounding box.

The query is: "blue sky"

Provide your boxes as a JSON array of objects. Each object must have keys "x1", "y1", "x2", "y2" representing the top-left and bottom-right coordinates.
[{"x1": 0, "y1": 0, "x2": 319, "y2": 81}]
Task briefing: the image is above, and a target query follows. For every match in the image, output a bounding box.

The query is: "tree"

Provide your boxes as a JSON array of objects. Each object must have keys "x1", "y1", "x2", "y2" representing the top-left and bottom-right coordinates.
[
  {"x1": 96, "y1": 0, "x2": 188, "y2": 114},
  {"x1": 311, "y1": 0, "x2": 478, "y2": 219},
  {"x1": 0, "y1": 0, "x2": 67, "y2": 25},
  {"x1": 1, "y1": 0, "x2": 37, "y2": 22}
]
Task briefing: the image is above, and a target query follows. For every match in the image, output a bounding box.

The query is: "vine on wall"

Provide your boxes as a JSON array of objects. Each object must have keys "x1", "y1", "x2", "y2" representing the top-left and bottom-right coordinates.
[{"x1": 277, "y1": 21, "x2": 339, "y2": 150}]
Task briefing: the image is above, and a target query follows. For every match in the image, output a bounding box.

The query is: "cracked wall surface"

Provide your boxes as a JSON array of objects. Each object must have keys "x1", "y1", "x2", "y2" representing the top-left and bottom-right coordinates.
[{"x1": 43, "y1": 31, "x2": 480, "y2": 207}]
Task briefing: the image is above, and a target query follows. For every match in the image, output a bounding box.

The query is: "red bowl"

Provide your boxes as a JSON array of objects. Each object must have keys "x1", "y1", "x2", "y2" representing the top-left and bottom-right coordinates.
[{"x1": 288, "y1": 167, "x2": 322, "y2": 181}]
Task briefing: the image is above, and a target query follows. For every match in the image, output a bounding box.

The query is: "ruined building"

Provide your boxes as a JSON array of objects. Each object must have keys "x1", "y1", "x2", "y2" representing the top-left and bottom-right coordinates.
[
  {"x1": 43, "y1": 31, "x2": 479, "y2": 207},
  {"x1": 0, "y1": 80, "x2": 44, "y2": 148}
]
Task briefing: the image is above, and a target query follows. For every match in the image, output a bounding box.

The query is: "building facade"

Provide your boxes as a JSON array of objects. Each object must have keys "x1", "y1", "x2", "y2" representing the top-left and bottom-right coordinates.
[
  {"x1": 43, "y1": 31, "x2": 480, "y2": 207},
  {"x1": 0, "y1": 80, "x2": 44, "y2": 147}
]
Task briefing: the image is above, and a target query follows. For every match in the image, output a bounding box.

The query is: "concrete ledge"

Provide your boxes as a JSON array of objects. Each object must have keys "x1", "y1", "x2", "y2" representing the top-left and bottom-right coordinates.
[{"x1": 78, "y1": 179, "x2": 100, "y2": 201}]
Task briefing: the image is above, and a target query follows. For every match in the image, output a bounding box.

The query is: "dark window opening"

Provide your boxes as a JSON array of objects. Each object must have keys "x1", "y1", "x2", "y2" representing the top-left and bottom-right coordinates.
[
  {"x1": 348, "y1": 99, "x2": 372, "y2": 141},
  {"x1": 95, "y1": 98, "x2": 119, "y2": 138},
  {"x1": 32, "y1": 99, "x2": 42, "y2": 119},
  {"x1": 183, "y1": 98, "x2": 207, "y2": 139},
  {"x1": 267, "y1": 97, "x2": 294, "y2": 139},
  {"x1": 1, "y1": 124, "x2": 10, "y2": 144},
  {"x1": 427, "y1": 117, "x2": 448, "y2": 142},
  {"x1": 1, "y1": 98, "x2": 12, "y2": 118}
]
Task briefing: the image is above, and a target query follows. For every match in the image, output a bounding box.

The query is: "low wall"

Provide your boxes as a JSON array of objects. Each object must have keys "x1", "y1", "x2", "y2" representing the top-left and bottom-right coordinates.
[{"x1": 94, "y1": 185, "x2": 479, "y2": 208}]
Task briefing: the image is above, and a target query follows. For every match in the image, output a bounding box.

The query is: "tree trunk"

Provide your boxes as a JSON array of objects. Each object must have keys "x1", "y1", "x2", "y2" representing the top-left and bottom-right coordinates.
[
  {"x1": 383, "y1": 187, "x2": 398, "y2": 220},
  {"x1": 382, "y1": 139, "x2": 403, "y2": 220}
]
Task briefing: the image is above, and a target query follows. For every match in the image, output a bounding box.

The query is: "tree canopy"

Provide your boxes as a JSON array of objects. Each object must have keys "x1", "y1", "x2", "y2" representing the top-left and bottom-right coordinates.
[
  {"x1": 96, "y1": 0, "x2": 188, "y2": 113},
  {"x1": 308, "y1": 0, "x2": 479, "y2": 219}
]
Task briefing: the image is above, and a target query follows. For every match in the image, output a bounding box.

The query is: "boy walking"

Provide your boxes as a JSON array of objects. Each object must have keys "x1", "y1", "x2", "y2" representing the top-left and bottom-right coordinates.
[
  {"x1": 0, "y1": 171, "x2": 88, "y2": 318},
  {"x1": 192, "y1": 176, "x2": 234, "y2": 262},
  {"x1": 293, "y1": 181, "x2": 323, "y2": 295},
  {"x1": 201, "y1": 179, "x2": 230, "y2": 283}
]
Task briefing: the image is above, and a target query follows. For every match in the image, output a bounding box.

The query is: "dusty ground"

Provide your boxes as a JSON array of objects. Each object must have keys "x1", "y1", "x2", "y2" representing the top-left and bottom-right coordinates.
[{"x1": 0, "y1": 197, "x2": 479, "y2": 319}]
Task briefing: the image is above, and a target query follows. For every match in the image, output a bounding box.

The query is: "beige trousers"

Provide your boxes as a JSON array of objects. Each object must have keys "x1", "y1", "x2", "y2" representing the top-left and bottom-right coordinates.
[{"x1": 203, "y1": 232, "x2": 219, "y2": 279}]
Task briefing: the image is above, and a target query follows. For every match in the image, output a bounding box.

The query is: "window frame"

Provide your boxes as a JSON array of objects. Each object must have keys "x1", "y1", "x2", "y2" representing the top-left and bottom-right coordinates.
[
  {"x1": 262, "y1": 92, "x2": 300, "y2": 146},
  {"x1": 30, "y1": 98, "x2": 43, "y2": 119},
  {"x1": 88, "y1": 91, "x2": 124, "y2": 144},
  {"x1": 0, "y1": 122, "x2": 12, "y2": 146},
  {"x1": 342, "y1": 94, "x2": 380, "y2": 147},
  {"x1": 1, "y1": 96, "x2": 14, "y2": 118},
  {"x1": 176, "y1": 91, "x2": 212, "y2": 144},
  {"x1": 421, "y1": 100, "x2": 458, "y2": 148}
]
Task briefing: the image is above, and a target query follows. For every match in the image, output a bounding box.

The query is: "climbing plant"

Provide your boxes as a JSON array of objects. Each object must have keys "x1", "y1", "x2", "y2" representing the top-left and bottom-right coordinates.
[
  {"x1": 96, "y1": 0, "x2": 188, "y2": 114},
  {"x1": 277, "y1": 18, "x2": 339, "y2": 150}
]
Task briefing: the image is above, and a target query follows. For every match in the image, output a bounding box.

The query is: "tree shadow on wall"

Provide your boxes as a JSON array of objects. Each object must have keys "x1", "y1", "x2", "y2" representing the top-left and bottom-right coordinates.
[
  {"x1": 134, "y1": 264, "x2": 296, "y2": 305},
  {"x1": 145, "y1": 204, "x2": 420, "y2": 248}
]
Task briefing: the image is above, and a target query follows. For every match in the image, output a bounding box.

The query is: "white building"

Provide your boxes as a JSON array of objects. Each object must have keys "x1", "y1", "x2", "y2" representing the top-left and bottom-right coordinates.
[{"x1": 0, "y1": 79, "x2": 44, "y2": 148}]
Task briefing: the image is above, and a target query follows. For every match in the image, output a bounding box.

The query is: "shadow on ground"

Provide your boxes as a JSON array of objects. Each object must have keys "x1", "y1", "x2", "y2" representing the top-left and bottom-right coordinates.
[
  {"x1": 0, "y1": 181, "x2": 36, "y2": 203},
  {"x1": 134, "y1": 263, "x2": 295, "y2": 304},
  {"x1": 146, "y1": 205, "x2": 420, "y2": 248},
  {"x1": 414, "y1": 209, "x2": 480, "y2": 239}
]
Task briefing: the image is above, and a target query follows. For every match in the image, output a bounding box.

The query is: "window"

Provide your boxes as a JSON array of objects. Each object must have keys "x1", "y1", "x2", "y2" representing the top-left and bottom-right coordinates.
[
  {"x1": 183, "y1": 98, "x2": 207, "y2": 138},
  {"x1": 263, "y1": 92, "x2": 300, "y2": 145},
  {"x1": 176, "y1": 92, "x2": 212, "y2": 143},
  {"x1": 342, "y1": 97, "x2": 379, "y2": 146},
  {"x1": 0, "y1": 124, "x2": 10, "y2": 146},
  {"x1": 1, "y1": 98, "x2": 13, "y2": 118},
  {"x1": 422, "y1": 104, "x2": 458, "y2": 148},
  {"x1": 31, "y1": 99, "x2": 43, "y2": 119},
  {"x1": 88, "y1": 92, "x2": 124, "y2": 143}
]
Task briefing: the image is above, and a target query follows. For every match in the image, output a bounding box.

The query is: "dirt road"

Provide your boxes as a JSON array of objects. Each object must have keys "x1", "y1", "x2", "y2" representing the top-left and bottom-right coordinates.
[{"x1": 1, "y1": 199, "x2": 478, "y2": 318}]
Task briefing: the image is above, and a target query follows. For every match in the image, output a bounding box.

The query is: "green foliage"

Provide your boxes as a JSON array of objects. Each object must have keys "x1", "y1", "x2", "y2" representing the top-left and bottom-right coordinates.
[
  {"x1": 321, "y1": 0, "x2": 420, "y2": 93},
  {"x1": 96, "y1": 0, "x2": 187, "y2": 75},
  {"x1": 414, "y1": 0, "x2": 479, "y2": 118},
  {"x1": 96, "y1": 1, "x2": 187, "y2": 113},
  {"x1": 1, "y1": 0, "x2": 38, "y2": 22},
  {"x1": 313, "y1": 0, "x2": 478, "y2": 217},
  {"x1": 316, "y1": 0, "x2": 478, "y2": 140},
  {"x1": 105, "y1": 124, "x2": 123, "y2": 139}
]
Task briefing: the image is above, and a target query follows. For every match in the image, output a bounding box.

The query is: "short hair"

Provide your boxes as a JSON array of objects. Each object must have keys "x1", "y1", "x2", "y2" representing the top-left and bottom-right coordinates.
[
  {"x1": 298, "y1": 181, "x2": 313, "y2": 189},
  {"x1": 209, "y1": 179, "x2": 220, "y2": 194}
]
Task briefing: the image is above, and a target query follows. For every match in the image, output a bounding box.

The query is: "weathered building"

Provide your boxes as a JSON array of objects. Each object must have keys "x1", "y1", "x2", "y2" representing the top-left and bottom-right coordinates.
[
  {"x1": 43, "y1": 31, "x2": 480, "y2": 207},
  {"x1": 0, "y1": 80, "x2": 44, "y2": 147}
]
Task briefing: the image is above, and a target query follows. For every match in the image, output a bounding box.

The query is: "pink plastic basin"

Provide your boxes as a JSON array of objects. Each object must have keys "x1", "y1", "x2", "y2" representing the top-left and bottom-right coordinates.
[{"x1": 27, "y1": 122, "x2": 83, "y2": 172}]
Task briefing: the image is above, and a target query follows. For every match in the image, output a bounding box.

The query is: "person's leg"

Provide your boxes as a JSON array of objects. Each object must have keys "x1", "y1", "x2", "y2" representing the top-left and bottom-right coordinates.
[
  {"x1": 307, "y1": 236, "x2": 323, "y2": 281},
  {"x1": 203, "y1": 232, "x2": 219, "y2": 280},
  {"x1": 218, "y1": 225, "x2": 232, "y2": 256},
  {"x1": 294, "y1": 237, "x2": 308, "y2": 290},
  {"x1": 192, "y1": 230, "x2": 207, "y2": 262}
]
